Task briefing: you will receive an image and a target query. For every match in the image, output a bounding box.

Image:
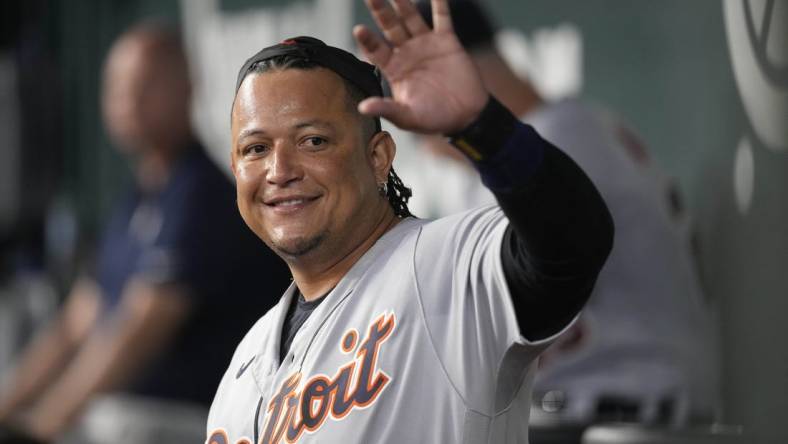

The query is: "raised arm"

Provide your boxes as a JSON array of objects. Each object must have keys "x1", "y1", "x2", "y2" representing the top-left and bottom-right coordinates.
[{"x1": 355, "y1": 0, "x2": 614, "y2": 340}]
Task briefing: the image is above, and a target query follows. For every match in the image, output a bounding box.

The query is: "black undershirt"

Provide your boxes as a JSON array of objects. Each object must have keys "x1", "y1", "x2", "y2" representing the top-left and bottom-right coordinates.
[{"x1": 279, "y1": 291, "x2": 326, "y2": 364}]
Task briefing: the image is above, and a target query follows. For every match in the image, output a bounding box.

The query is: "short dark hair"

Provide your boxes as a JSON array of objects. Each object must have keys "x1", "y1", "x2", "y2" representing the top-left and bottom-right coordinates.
[{"x1": 244, "y1": 54, "x2": 413, "y2": 218}]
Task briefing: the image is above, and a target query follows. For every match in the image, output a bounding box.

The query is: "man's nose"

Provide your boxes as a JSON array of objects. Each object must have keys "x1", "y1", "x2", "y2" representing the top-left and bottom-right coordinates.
[{"x1": 266, "y1": 144, "x2": 302, "y2": 186}]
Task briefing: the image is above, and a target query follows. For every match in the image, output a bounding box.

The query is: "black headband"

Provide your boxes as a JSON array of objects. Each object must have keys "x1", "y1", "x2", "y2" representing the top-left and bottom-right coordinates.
[{"x1": 234, "y1": 36, "x2": 383, "y2": 98}]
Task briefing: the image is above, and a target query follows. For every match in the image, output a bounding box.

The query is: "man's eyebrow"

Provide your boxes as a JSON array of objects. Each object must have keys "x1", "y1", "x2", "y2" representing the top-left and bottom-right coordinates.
[
  {"x1": 237, "y1": 128, "x2": 266, "y2": 142},
  {"x1": 237, "y1": 120, "x2": 335, "y2": 142}
]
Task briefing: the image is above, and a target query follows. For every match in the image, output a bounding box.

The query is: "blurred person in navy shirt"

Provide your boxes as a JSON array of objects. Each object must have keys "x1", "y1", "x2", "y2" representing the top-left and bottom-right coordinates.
[{"x1": 0, "y1": 21, "x2": 290, "y2": 443}]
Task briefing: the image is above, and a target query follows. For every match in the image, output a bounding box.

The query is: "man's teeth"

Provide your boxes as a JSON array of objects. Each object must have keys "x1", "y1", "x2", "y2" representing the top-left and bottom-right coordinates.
[{"x1": 276, "y1": 199, "x2": 305, "y2": 206}]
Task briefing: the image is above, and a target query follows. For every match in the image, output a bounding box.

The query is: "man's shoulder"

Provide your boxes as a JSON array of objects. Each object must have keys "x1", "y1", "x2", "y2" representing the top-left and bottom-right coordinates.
[
  {"x1": 372, "y1": 207, "x2": 504, "y2": 259},
  {"x1": 417, "y1": 205, "x2": 505, "y2": 240},
  {"x1": 410, "y1": 205, "x2": 506, "y2": 275},
  {"x1": 171, "y1": 146, "x2": 233, "y2": 195},
  {"x1": 159, "y1": 146, "x2": 240, "y2": 229}
]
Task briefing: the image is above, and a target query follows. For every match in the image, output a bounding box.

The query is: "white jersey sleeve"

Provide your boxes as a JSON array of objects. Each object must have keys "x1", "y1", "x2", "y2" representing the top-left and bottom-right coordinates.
[{"x1": 413, "y1": 205, "x2": 573, "y2": 416}]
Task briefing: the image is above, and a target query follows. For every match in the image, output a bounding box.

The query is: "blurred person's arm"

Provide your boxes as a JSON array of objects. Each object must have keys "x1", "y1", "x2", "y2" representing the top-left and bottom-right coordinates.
[
  {"x1": 0, "y1": 278, "x2": 102, "y2": 421},
  {"x1": 20, "y1": 279, "x2": 191, "y2": 441}
]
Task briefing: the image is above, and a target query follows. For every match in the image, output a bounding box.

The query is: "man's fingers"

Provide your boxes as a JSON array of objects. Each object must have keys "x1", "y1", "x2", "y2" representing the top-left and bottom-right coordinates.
[
  {"x1": 353, "y1": 25, "x2": 392, "y2": 68},
  {"x1": 392, "y1": 0, "x2": 430, "y2": 36},
  {"x1": 358, "y1": 97, "x2": 410, "y2": 125},
  {"x1": 365, "y1": 0, "x2": 410, "y2": 46},
  {"x1": 430, "y1": 0, "x2": 453, "y2": 32}
]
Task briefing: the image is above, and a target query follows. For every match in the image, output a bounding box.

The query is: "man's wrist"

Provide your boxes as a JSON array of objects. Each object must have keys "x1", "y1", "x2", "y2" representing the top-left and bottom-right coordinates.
[
  {"x1": 448, "y1": 96, "x2": 520, "y2": 162},
  {"x1": 448, "y1": 96, "x2": 546, "y2": 192}
]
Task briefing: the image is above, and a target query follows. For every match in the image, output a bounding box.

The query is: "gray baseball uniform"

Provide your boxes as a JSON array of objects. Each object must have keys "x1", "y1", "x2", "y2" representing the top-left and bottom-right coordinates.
[{"x1": 206, "y1": 205, "x2": 571, "y2": 444}]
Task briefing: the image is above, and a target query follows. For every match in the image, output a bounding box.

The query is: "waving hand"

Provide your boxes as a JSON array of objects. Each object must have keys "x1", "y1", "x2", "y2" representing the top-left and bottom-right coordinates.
[{"x1": 353, "y1": 0, "x2": 489, "y2": 134}]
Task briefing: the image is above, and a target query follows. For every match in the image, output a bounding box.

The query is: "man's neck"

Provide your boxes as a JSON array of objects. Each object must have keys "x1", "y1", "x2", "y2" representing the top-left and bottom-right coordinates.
[
  {"x1": 289, "y1": 207, "x2": 400, "y2": 301},
  {"x1": 134, "y1": 136, "x2": 191, "y2": 192}
]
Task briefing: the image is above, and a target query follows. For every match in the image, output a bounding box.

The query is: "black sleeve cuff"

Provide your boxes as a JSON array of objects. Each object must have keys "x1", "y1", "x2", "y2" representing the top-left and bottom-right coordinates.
[
  {"x1": 449, "y1": 96, "x2": 546, "y2": 192},
  {"x1": 448, "y1": 95, "x2": 519, "y2": 161}
]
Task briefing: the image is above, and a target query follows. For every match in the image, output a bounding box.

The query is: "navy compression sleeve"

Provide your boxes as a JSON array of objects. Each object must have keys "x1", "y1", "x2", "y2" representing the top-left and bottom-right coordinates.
[{"x1": 449, "y1": 96, "x2": 614, "y2": 341}]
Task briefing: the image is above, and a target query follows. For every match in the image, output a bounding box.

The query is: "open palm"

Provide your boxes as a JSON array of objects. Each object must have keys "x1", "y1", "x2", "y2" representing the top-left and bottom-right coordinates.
[{"x1": 353, "y1": 0, "x2": 489, "y2": 134}]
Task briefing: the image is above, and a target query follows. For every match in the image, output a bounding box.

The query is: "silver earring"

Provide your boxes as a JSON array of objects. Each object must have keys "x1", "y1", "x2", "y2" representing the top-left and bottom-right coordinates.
[{"x1": 378, "y1": 181, "x2": 388, "y2": 197}]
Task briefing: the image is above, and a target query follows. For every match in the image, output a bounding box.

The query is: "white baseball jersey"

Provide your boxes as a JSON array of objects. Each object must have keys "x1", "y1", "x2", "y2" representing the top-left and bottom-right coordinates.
[{"x1": 206, "y1": 206, "x2": 570, "y2": 444}]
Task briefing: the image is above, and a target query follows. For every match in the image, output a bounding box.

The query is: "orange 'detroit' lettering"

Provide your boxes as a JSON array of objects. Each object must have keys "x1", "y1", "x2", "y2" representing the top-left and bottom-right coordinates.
[{"x1": 260, "y1": 312, "x2": 396, "y2": 444}]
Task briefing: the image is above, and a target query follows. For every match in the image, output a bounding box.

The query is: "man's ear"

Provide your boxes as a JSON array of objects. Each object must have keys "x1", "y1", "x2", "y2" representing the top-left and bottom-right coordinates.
[{"x1": 367, "y1": 131, "x2": 396, "y2": 183}]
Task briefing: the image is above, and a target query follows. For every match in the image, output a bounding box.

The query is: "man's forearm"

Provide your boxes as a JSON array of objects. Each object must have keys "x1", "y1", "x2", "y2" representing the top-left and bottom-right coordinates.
[
  {"x1": 23, "y1": 280, "x2": 191, "y2": 440},
  {"x1": 450, "y1": 96, "x2": 614, "y2": 340},
  {"x1": 0, "y1": 282, "x2": 101, "y2": 420},
  {"x1": 0, "y1": 321, "x2": 78, "y2": 420}
]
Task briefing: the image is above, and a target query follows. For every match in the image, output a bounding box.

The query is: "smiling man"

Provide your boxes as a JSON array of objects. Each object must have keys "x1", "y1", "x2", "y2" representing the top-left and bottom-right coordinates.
[{"x1": 206, "y1": 1, "x2": 613, "y2": 443}]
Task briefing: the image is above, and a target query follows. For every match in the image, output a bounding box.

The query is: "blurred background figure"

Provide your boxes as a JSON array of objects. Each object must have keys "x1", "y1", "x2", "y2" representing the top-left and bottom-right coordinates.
[
  {"x1": 414, "y1": 0, "x2": 719, "y2": 437},
  {"x1": 0, "y1": 21, "x2": 290, "y2": 444}
]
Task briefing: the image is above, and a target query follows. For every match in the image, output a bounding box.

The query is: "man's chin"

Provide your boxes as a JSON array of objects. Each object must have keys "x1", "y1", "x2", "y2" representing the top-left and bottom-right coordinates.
[{"x1": 270, "y1": 232, "x2": 327, "y2": 258}]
